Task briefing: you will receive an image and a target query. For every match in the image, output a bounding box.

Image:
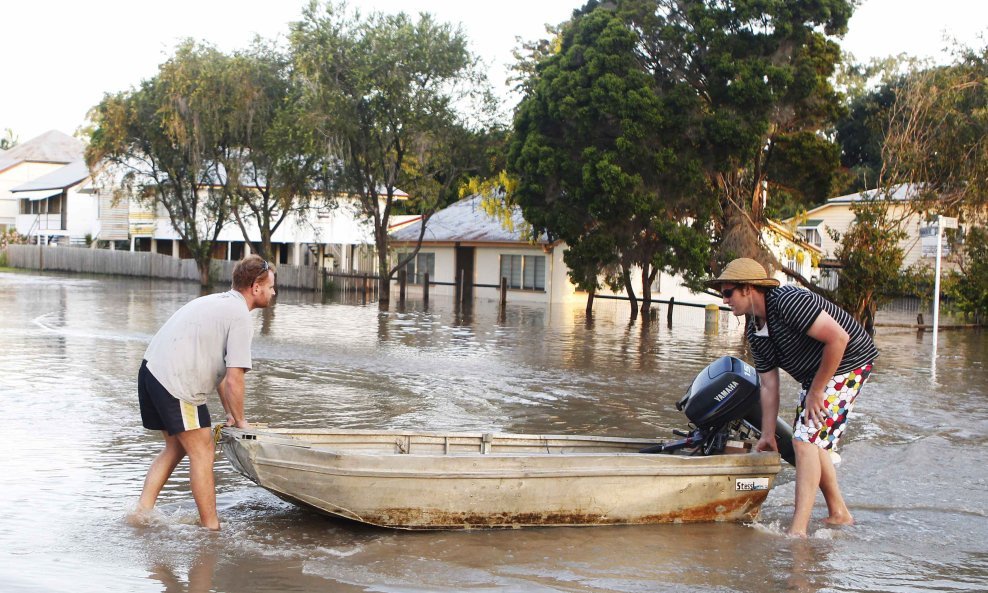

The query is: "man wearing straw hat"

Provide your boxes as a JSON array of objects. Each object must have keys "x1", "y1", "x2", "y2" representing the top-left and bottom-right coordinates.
[{"x1": 706, "y1": 258, "x2": 878, "y2": 537}]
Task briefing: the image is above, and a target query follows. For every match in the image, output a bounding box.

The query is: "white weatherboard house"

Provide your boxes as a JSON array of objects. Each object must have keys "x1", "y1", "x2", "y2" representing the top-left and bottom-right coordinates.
[
  {"x1": 389, "y1": 194, "x2": 569, "y2": 303},
  {"x1": 0, "y1": 130, "x2": 86, "y2": 235},
  {"x1": 12, "y1": 159, "x2": 128, "y2": 245},
  {"x1": 786, "y1": 183, "x2": 941, "y2": 270},
  {"x1": 125, "y1": 185, "x2": 407, "y2": 272},
  {"x1": 390, "y1": 194, "x2": 822, "y2": 305}
]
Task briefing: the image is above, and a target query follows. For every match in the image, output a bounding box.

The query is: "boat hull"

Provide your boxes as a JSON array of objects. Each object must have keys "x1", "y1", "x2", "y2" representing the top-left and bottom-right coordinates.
[{"x1": 220, "y1": 428, "x2": 780, "y2": 530}]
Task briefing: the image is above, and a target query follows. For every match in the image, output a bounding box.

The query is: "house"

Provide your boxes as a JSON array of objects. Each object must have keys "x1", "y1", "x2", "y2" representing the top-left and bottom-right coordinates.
[
  {"x1": 124, "y1": 183, "x2": 407, "y2": 272},
  {"x1": 12, "y1": 159, "x2": 128, "y2": 245},
  {"x1": 786, "y1": 184, "x2": 936, "y2": 270},
  {"x1": 390, "y1": 194, "x2": 811, "y2": 305},
  {"x1": 389, "y1": 194, "x2": 572, "y2": 303},
  {"x1": 762, "y1": 219, "x2": 823, "y2": 285},
  {"x1": 0, "y1": 130, "x2": 85, "y2": 234}
]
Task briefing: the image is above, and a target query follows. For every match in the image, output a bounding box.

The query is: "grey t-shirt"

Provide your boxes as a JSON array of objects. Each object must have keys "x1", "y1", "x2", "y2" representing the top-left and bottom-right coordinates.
[{"x1": 144, "y1": 290, "x2": 253, "y2": 405}]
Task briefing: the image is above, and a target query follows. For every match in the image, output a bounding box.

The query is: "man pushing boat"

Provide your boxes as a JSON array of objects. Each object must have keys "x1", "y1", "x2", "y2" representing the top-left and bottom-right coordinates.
[
  {"x1": 134, "y1": 255, "x2": 276, "y2": 530},
  {"x1": 706, "y1": 258, "x2": 878, "y2": 537}
]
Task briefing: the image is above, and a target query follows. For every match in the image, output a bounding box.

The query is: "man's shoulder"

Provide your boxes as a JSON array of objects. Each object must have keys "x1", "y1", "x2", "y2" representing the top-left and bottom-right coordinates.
[
  {"x1": 769, "y1": 284, "x2": 818, "y2": 304},
  {"x1": 187, "y1": 290, "x2": 249, "y2": 317}
]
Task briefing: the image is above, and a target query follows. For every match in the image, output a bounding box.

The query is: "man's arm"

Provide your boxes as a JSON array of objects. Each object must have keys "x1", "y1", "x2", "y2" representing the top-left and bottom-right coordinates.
[
  {"x1": 756, "y1": 368, "x2": 781, "y2": 452},
  {"x1": 217, "y1": 367, "x2": 250, "y2": 429},
  {"x1": 803, "y1": 310, "x2": 850, "y2": 427}
]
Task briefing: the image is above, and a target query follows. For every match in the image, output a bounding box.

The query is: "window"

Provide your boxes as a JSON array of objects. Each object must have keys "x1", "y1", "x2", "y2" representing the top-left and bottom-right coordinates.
[
  {"x1": 500, "y1": 254, "x2": 545, "y2": 291},
  {"x1": 800, "y1": 227, "x2": 822, "y2": 248},
  {"x1": 401, "y1": 252, "x2": 435, "y2": 284}
]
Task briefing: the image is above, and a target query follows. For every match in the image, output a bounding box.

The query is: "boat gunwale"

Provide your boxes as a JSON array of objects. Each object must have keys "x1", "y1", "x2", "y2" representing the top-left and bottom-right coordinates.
[
  {"x1": 221, "y1": 426, "x2": 670, "y2": 446},
  {"x1": 220, "y1": 427, "x2": 782, "y2": 475}
]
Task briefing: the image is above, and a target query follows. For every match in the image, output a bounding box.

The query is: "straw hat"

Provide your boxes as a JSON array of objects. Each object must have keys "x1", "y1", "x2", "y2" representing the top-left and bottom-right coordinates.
[{"x1": 704, "y1": 258, "x2": 780, "y2": 289}]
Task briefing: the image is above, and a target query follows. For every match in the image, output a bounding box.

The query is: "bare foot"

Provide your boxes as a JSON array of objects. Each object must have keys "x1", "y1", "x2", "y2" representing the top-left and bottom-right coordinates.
[
  {"x1": 125, "y1": 506, "x2": 155, "y2": 528},
  {"x1": 822, "y1": 513, "x2": 855, "y2": 526},
  {"x1": 787, "y1": 528, "x2": 808, "y2": 539}
]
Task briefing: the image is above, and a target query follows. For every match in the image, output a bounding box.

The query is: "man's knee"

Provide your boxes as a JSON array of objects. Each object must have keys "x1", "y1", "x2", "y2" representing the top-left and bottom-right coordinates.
[{"x1": 176, "y1": 427, "x2": 215, "y2": 458}]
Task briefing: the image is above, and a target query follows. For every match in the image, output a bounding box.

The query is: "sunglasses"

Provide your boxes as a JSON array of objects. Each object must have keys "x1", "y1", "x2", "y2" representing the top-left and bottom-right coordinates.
[
  {"x1": 721, "y1": 286, "x2": 738, "y2": 298},
  {"x1": 254, "y1": 260, "x2": 270, "y2": 284}
]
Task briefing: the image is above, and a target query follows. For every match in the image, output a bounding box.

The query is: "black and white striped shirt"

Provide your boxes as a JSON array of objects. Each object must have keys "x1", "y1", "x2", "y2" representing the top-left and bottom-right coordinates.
[{"x1": 747, "y1": 285, "x2": 878, "y2": 388}]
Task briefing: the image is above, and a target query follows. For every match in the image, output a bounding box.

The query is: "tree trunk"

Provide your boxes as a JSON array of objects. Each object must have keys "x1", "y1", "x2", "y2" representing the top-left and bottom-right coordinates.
[
  {"x1": 622, "y1": 265, "x2": 638, "y2": 321},
  {"x1": 260, "y1": 227, "x2": 274, "y2": 263},
  {"x1": 197, "y1": 258, "x2": 211, "y2": 287},
  {"x1": 377, "y1": 247, "x2": 391, "y2": 305},
  {"x1": 640, "y1": 263, "x2": 657, "y2": 321}
]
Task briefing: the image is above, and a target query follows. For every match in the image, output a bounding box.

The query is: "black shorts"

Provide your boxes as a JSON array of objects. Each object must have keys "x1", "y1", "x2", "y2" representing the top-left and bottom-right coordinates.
[{"x1": 138, "y1": 360, "x2": 211, "y2": 435}]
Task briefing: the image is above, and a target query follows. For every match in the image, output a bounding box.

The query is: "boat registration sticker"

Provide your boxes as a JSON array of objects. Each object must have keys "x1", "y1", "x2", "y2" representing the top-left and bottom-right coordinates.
[{"x1": 735, "y1": 478, "x2": 770, "y2": 491}]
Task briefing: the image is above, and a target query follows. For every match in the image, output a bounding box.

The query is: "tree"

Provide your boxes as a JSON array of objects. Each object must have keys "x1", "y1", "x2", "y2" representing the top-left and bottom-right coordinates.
[
  {"x1": 0, "y1": 128, "x2": 16, "y2": 150},
  {"x1": 212, "y1": 40, "x2": 325, "y2": 262},
  {"x1": 290, "y1": 1, "x2": 496, "y2": 303},
  {"x1": 619, "y1": 0, "x2": 852, "y2": 274},
  {"x1": 828, "y1": 199, "x2": 906, "y2": 333},
  {"x1": 943, "y1": 227, "x2": 988, "y2": 324},
  {"x1": 86, "y1": 41, "x2": 233, "y2": 286},
  {"x1": 829, "y1": 43, "x2": 988, "y2": 323},
  {"x1": 509, "y1": 5, "x2": 712, "y2": 320}
]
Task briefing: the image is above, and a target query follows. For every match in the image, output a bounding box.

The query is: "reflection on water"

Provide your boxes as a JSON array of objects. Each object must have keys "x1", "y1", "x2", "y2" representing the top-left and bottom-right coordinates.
[{"x1": 0, "y1": 270, "x2": 986, "y2": 593}]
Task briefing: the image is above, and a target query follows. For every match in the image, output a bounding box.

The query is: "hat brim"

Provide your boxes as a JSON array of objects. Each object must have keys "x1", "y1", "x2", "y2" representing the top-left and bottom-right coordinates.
[{"x1": 704, "y1": 278, "x2": 781, "y2": 289}]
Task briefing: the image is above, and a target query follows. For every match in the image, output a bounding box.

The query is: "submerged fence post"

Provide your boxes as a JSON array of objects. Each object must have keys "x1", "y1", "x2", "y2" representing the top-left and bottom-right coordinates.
[
  {"x1": 704, "y1": 303, "x2": 719, "y2": 334},
  {"x1": 423, "y1": 272, "x2": 430, "y2": 306},
  {"x1": 499, "y1": 277, "x2": 507, "y2": 319},
  {"x1": 398, "y1": 269, "x2": 407, "y2": 306},
  {"x1": 667, "y1": 297, "x2": 675, "y2": 328}
]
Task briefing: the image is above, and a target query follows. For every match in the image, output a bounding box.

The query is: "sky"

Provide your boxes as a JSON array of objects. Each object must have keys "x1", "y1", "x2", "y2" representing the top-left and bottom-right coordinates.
[{"x1": 2, "y1": 0, "x2": 986, "y2": 143}]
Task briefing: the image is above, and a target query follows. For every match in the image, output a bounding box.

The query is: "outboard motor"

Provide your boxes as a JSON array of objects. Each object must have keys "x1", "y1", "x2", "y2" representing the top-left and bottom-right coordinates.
[
  {"x1": 642, "y1": 356, "x2": 795, "y2": 465},
  {"x1": 677, "y1": 356, "x2": 759, "y2": 430}
]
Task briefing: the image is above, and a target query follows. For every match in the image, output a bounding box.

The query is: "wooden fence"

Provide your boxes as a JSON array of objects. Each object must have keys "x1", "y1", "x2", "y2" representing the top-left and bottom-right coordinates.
[{"x1": 2, "y1": 244, "x2": 323, "y2": 290}]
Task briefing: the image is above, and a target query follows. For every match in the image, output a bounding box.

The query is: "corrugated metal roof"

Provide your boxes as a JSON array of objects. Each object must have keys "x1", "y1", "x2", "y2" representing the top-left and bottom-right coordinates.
[
  {"x1": 13, "y1": 189, "x2": 62, "y2": 201},
  {"x1": 827, "y1": 183, "x2": 919, "y2": 203},
  {"x1": 11, "y1": 159, "x2": 89, "y2": 191},
  {"x1": 391, "y1": 194, "x2": 546, "y2": 244},
  {"x1": 0, "y1": 130, "x2": 84, "y2": 172}
]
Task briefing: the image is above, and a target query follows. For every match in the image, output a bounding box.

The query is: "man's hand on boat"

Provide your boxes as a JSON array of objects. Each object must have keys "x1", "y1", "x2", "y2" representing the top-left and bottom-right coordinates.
[
  {"x1": 226, "y1": 414, "x2": 251, "y2": 429},
  {"x1": 755, "y1": 434, "x2": 778, "y2": 453}
]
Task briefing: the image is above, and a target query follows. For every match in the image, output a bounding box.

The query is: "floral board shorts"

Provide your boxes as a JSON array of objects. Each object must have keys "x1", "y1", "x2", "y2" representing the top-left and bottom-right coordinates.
[{"x1": 793, "y1": 363, "x2": 873, "y2": 450}]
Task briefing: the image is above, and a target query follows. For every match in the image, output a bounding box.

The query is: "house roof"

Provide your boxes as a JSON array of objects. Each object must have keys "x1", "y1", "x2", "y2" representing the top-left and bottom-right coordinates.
[
  {"x1": 0, "y1": 130, "x2": 85, "y2": 173},
  {"x1": 764, "y1": 219, "x2": 822, "y2": 254},
  {"x1": 11, "y1": 159, "x2": 89, "y2": 192},
  {"x1": 783, "y1": 183, "x2": 919, "y2": 228},
  {"x1": 826, "y1": 183, "x2": 919, "y2": 203},
  {"x1": 391, "y1": 194, "x2": 548, "y2": 244}
]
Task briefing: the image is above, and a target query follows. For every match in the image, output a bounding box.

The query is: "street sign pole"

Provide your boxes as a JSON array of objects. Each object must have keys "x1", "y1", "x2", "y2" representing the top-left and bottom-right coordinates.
[
  {"x1": 932, "y1": 216, "x2": 943, "y2": 356},
  {"x1": 932, "y1": 216, "x2": 958, "y2": 359}
]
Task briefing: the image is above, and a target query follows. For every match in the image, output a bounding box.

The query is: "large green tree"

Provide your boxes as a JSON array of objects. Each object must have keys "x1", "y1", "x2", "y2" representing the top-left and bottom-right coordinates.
[
  {"x1": 620, "y1": 0, "x2": 852, "y2": 274},
  {"x1": 290, "y1": 1, "x2": 497, "y2": 303},
  {"x1": 509, "y1": 5, "x2": 712, "y2": 320},
  {"x1": 87, "y1": 41, "x2": 232, "y2": 286}
]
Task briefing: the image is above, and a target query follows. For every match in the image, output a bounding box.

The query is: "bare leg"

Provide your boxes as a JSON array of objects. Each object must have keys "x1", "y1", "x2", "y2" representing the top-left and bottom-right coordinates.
[
  {"x1": 176, "y1": 427, "x2": 220, "y2": 530},
  {"x1": 138, "y1": 431, "x2": 186, "y2": 512},
  {"x1": 790, "y1": 440, "x2": 821, "y2": 537},
  {"x1": 818, "y1": 447, "x2": 854, "y2": 525}
]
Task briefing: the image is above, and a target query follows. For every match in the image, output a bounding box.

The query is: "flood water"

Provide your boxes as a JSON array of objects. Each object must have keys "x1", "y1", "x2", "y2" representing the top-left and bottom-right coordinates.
[{"x1": 1, "y1": 269, "x2": 986, "y2": 593}]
